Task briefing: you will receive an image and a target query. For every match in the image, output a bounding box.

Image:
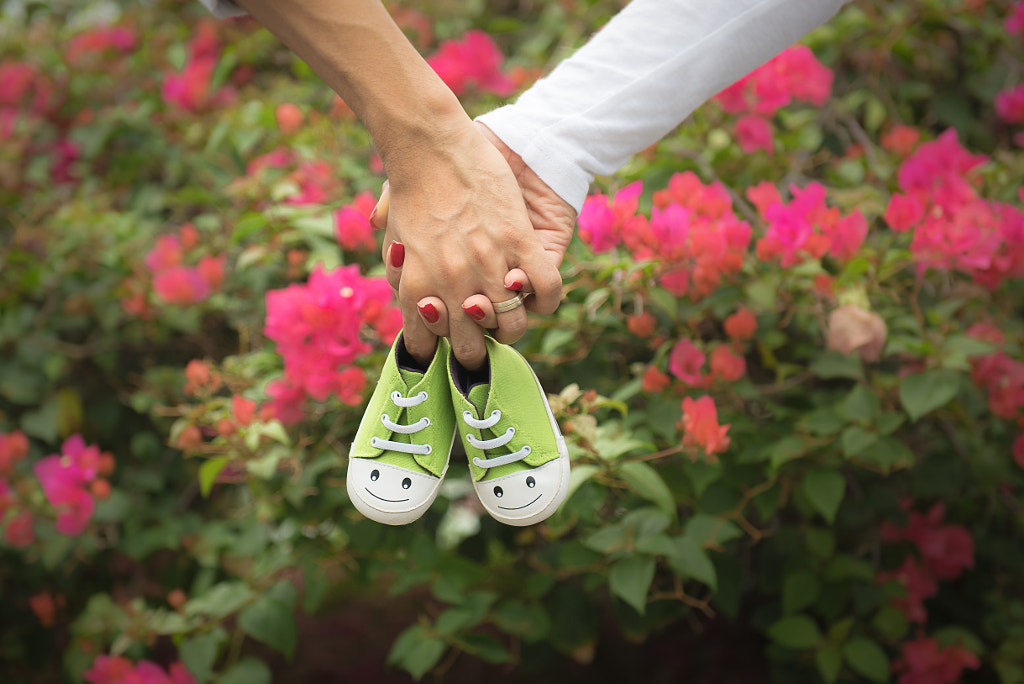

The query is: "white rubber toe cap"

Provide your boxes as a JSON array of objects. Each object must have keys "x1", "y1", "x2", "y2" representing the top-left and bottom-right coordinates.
[{"x1": 346, "y1": 458, "x2": 443, "y2": 526}]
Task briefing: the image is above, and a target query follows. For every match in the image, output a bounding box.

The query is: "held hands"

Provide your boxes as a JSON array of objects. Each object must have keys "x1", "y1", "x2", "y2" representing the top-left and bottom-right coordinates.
[{"x1": 374, "y1": 122, "x2": 577, "y2": 370}]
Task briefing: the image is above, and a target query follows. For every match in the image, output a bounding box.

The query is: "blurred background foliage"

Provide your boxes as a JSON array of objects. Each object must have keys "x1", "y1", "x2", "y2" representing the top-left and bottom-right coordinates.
[{"x1": 1, "y1": 0, "x2": 1023, "y2": 682}]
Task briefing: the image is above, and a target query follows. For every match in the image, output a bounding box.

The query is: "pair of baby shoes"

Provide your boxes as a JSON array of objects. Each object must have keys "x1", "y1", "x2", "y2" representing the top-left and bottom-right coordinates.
[{"x1": 347, "y1": 333, "x2": 570, "y2": 527}]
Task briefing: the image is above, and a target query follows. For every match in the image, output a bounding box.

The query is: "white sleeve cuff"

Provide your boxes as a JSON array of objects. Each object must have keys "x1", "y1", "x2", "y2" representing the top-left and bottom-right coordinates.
[{"x1": 197, "y1": 0, "x2": 247, "y2": 18}]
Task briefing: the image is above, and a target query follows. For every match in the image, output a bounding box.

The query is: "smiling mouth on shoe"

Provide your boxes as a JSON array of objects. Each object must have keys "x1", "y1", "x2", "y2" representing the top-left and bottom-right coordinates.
[
  {"x1": 498, "y1": 493, "x2": 542, "y2": 510},
  {"x1": 366, "y1": 488, "x2": 410, "y2": 503}
]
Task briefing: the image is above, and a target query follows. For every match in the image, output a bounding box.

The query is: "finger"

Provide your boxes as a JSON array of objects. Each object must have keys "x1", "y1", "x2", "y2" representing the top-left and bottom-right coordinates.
[
  {"x1": 462, "y1": 290, "x2": 529, "y2": 346},
  {"x1": 519, "y1": 256, "x2": 562, "y2": 315},
  {"x1": 448, "y1": 302, "x2": 489, "y2": 371},
  {"x1": 416, "y1": 295, "x2": 450, "y2": 338},
  {"x1": 370, "y1": 180, "x2": 389, "y2": 231},
  {"x1": 384, "y1": 240, "x2": 404, "y2": 294}
]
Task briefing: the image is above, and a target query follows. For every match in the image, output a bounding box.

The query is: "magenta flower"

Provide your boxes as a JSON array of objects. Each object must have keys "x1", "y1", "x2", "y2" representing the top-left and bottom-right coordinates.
[
  {"x1": 427, "y1": 30, "x2": 515, "y2": 97},
  {"x1": 668, "y1": 339, "x2": 706, "y2": 387}
]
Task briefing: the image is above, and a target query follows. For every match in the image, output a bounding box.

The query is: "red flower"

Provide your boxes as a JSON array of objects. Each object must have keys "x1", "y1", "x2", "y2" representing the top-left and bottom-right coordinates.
[
  {"x1": 153, "y1": 267, "x2": 211, "y2": 305},
  {"x1": 642, "y1": 366, "x2": 671, "y2": 394},
  {"x1": 0, "y1": 430, "x2": 29, "y2": 476},
  {"x1": 3, "y1": 510, "x2": 35, "y2": 548},
  {"x1": 893, "y1": 637, "x2": 979, "y2": 684},
  {"x1": 680, "y1": 395, "x2": 731, "y2": 457},
  {"x1": 724, "y1": 307, "x2": 758, "y2": 341},
  {"x1": 710, "y1": 345, "x2": 746, "y2": 382}
]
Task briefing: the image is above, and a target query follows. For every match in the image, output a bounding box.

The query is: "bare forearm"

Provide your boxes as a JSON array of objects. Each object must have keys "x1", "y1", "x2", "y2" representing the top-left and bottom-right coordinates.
[{"x1": 235, "y1": 0, "x2": 470, "y2": 180}]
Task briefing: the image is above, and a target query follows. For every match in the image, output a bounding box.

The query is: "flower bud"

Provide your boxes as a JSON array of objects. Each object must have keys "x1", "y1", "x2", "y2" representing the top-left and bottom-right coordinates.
[{"x1": 826, "y1": 303, "x2": 887, "y2": 362}]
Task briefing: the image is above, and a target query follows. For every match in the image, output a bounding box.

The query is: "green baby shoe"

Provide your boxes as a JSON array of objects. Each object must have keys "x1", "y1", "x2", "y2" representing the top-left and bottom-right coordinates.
[
  {"x1": 449, "y1": 337, "x2": 570, "y2": 526},
  {"x1": 348, "y1": 333, "x2": 456, "y2": 525}
]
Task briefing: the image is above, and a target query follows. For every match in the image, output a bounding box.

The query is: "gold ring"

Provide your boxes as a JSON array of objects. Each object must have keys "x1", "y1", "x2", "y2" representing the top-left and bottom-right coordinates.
[{"x1": 492, "y1": 292, "x2": 530, "y2": 314}]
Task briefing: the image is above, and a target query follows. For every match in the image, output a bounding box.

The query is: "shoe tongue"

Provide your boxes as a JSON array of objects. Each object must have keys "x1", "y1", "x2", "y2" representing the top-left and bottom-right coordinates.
[
  {"x1": 467, "y1": 382, "x2": 489, "y2": 415},
  {"x1": 398, "y1": 367, "x2": 423, "y2": 388}
]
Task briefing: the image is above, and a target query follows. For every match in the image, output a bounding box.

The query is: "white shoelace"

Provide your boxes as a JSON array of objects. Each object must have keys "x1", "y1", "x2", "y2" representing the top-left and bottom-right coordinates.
[
  {"x1": 370, "y1": 390, "x2": 432, "y2": 456},
  {"x1": 462, "y1": 409, "x2": 532, "y2": 468}
]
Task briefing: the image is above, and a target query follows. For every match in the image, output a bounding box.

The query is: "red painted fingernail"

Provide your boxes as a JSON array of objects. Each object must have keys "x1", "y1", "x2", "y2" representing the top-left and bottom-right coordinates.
[
  {"x1": 464, "y1": 304, "x2": 486, "y2": 321},
  {"x1": 368, "y1": 205, "x2": 378, "y2": 227},
  {"x1": 389, "y1": 241, "x2": 404, "y2": 268},
  {"x1": 419, "y1": 302, "x2": 439, "y2": 323},
  {"x1": 509, "y1": 280, "x2": 524, "y2": 291}
]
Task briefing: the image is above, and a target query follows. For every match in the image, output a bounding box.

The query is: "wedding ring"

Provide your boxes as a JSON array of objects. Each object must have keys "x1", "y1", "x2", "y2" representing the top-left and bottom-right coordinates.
[{"x1": 491, "y1": 292, "x2": 530, "y2": 314}]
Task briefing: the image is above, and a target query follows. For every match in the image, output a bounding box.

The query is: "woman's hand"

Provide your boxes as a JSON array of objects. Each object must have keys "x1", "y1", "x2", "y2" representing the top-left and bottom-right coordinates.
[
  {"x1": 377, "y1": 122, "x2": 577, "y2": 367},
  {"x1": 379, "y1": 119, "x2": 565, "y2": 370}
]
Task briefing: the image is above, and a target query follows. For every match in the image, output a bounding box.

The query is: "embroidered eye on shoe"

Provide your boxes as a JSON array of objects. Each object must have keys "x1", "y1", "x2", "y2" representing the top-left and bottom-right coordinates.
[
  {"x1": 448, "y1": 337, "x2": 570, "y2": 526},
  {"x1": 347, "y1": 333, "x2": 456, "y2": 525}
]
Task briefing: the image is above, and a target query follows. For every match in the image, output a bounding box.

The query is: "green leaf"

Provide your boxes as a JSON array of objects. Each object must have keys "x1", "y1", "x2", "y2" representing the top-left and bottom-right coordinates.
[
  {"x1": 609, "y1": 555, "x2": 656, "y2": 615},
  {"x1": 841, "y1": 425, "x2": 877, "y2": 457},
  {"x1": 899, "y1": 369, "x2": 961, "y2": 422},
  {"x1": 810, "y1": 352, "x2": 864, "y2": 380},
  {"x1": 666, "y1": 536, "x2": 717, "y2": 590},
  {"x1": 816, "y1": 645, "x2": 843, "y2": 684},
  {"x1": 842, "y1": 636, "x2": 890, "y2": 682},
  {"x1": 217, "y1": 657, "x2": 271, "y2": 684},
  {"x1": 388, "y1": 626, "x2": 447, "y2": 681},
  {"x1": 871, "y1": 606, "x2": 908, "y2": 641},
  {"x1": 456, "y1": 633, "x2": 510, "y2": 663},
  {"x1": 800, "y1": 469, "x2": 845, "y2": 524},
  {"x1": 198, "y1": 458, "x2": 230, "y2": 498},
  {"x1": 564, "y1": 464, "x2": 600, "y2": 504},
  {"x1": 238, "y1": 595, "x2": 297, "y2": 659},
  {"x1": 766, "y1": 615, "x2": 823, "y2": 650},
  {"x1": 782, "y1": 570, "x2": 821, "y2": 614},
  {"x1": 180, "y1": 629, "x2": 227, "y2": 684},
  {"x1": 841, "y1": 385, "x2": 880, "y2": 423},
  {"x1": 184, "y1": 582, "x2": 253, "y2": 620},
  {"x1": 491, "y1": 600, "x2": 550, "y2": 641},
  {"x1": 618, "y1": 461, "x2": 676, "y2": 518}
]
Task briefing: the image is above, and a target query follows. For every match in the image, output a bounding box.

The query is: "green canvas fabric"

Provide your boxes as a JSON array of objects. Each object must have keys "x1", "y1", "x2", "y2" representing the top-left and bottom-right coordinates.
[
  {"x1": 449, "y1": 337, "x2": 561, "y2": 482},
  {"x1": 350, "y1": 335, "x2": 455, "y2": 478}
]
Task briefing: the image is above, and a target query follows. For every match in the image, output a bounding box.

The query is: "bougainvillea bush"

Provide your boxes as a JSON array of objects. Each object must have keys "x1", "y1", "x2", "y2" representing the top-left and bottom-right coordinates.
[{"x1": 2, "y1": 0, "x2": 1024, "y2": 682}]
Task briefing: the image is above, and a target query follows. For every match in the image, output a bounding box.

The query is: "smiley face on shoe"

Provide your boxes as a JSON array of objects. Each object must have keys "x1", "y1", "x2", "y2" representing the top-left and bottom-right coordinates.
[
  {"x1": 346, "y1": 458, "x2": 441, "y2": 520},
  {"x1": 474, "y1": 459, "x2": 566, "y2": 526}
]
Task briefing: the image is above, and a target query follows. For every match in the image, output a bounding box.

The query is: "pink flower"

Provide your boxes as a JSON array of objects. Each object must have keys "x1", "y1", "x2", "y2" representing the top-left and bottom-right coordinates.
[
  {"x1": 196, "y1": 255, "x2": 225, "y2": 291},
  {"x1": 885, "y1": 193, "x2": 925, "y2": 232},
  {"x1": 893, "y1": 637, "x2": 980, "y2": 684},
  {"x1": 1007, "y1": 1, "x2": 1024, "y2": 36},
  {"x1": 427, "y1": 30, "x2": 515, "y2": 97},
  {"x1": 715, "y1": 44, "x2": 832, "y2": 116},
  {"x1": 829, "y1": 210, "x2": 867, "y2": 261},
  {"x1": 578, "y1": 181, "x2": 644, "y2": 253},
  {"x1": 264, "y1": 265, "x2": 397, "y2": 406},
  {"x1": 145, "y1": 235, "x2": 183, "y2": 274},
  {"x1": 680, "y1": 395, "x2": 731, "y2": 457},
  {"x1": 668, "y1": 339, "x2": 705, "y2": 386},
  {"x1": 735, "y1": 114, "x2": 774, "y2": 153},
  {"x1": 995, "y1": 83, "x2": 1024, "y2": 124},
  {"x1": 334, "y1": 206, "x2": 374, "y2": 251},
  {"x1": 33, "y1": 435, "x2": 102, "y2": 536},
  {"x1": 162, "y1": 23, "x2": 234, "y2": 114},
  {"x1": 266, "y1": 379, "x2": 307, "y2": 426},
  {"x1": 84, "y1": 655, "x2": 196, "y2": 684},
  {"x1": 153, "y1": 267, "x2": 211, "y2": 305}
]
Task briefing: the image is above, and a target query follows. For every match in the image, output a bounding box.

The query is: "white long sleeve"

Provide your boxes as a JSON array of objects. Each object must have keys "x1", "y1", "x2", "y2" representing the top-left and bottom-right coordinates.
[
  {"x1": 477, "y1": 0, "x2": 850, "y2": 213},
  {"x1": 198, "y1": 0, "x2": 245, "y2": 18}
]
